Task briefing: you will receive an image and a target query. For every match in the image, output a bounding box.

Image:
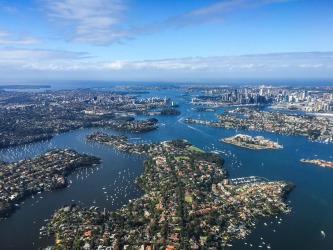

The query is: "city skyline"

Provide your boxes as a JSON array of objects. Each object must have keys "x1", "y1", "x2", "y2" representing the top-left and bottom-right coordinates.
[{"x1": 0, "y1": 0, "x2": 333, "y2": 82}]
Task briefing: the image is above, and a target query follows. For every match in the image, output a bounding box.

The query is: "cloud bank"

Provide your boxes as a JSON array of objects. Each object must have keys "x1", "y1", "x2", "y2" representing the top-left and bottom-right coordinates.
[
  {"x1": 41, "y1": 0, "x2": 128, "y2": 45},
  {"x1": 1, "y1": 50, "x2": 332, "y2": 80},
  {"x1": 39, "y1": 0, "x2": 288, "y2": 45},
  {"x1": 0, "y1": 30, "x2": 40, "y2": 45}
]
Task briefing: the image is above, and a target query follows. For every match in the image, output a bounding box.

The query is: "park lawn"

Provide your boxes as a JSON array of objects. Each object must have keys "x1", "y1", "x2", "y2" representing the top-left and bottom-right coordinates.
[{"x1": 188, "y1": 146, "x2": 204, "y2": 152}]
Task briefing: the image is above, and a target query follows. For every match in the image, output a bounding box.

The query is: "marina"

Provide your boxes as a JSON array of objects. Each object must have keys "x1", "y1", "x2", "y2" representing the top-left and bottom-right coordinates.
[{"x1": 228, "y1": 176, "x2": 269, "y2": 186}]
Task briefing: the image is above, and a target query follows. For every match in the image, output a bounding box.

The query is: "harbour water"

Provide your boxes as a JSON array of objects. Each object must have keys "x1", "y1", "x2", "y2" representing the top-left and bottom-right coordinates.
[{"x1": 0, "y1": 85, "x2": 333, "y2": 249}]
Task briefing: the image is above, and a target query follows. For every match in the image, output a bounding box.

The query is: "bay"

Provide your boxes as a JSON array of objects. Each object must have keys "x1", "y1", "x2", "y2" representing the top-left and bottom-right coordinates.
[{"x1": 0, "y1": 86, "x2": 332, "y2": 249}]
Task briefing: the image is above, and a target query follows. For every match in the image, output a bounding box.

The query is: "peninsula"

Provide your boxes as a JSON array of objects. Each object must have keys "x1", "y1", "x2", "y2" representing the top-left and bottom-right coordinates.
[
  {"x1": 300, "y1": 159, "x2": 333, "y2": 168},
  {"x1": 221, "y1": 134, "x2": 283, "y2": 150},
  {"x1": 44, "y1": 132, "x2": 293, "y2": 249},
  {"x1": 0, "y1": 89, "x2": 165, "y2": 148},
  {"x1": 185, "y1": 107, "x2": 333, "y2": 143},
  {"x1": 0, "y1": 149, "x2": 101, "y2": 219}
]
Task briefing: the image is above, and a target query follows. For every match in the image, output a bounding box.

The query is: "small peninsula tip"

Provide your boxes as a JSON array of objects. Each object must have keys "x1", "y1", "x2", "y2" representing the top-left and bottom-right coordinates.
[{"x1": 220, "y1": 134, "x2": 283, "y2": 150}]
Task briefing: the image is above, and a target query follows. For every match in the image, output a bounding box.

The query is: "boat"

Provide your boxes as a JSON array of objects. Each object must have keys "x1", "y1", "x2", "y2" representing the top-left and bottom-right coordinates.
[{"x1": 321, "y1": 230, "x2": 325, "y2": 238}]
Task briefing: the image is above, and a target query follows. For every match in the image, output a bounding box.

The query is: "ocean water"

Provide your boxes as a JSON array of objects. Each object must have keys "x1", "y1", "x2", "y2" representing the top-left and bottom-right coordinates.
[{"x1": 0, "y1": 84, "x2": 332, "y2": 249}]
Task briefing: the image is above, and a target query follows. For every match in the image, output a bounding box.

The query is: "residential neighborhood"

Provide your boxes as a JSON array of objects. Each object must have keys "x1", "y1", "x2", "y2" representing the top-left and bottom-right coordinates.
[
  {"x1": 185, "y1": 107, "x2": 333, "y2": 143},
  {"x1": 44, "y1": 133, "x2": 293, "y2": 249},
  {"x1": 0, "y1": 89, "x2": 169, "y2": 148},
  {"x1": 300, "y1": 158, "x2": 333, "y2": 168},
  {"x1": 0, "y1": 149, "x2": 101, "y2": 219},
  {"x1": 221, "y1": 134, "x2": 283, "y2": 150}
]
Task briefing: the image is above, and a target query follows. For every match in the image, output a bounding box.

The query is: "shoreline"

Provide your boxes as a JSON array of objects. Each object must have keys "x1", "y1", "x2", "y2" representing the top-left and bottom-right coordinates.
[
  {"x1": 0, "y1": 149, "x2": 101, "y2": 219},
  {"x1": 300, "y1": 158, "x2": 333, "y2": 168},
  {"x1": 220, "y1": 134, "x2": 283, "y2": 150},
  {"x1": 44, "y1": 133, "x2": 292, "y2": 249}
]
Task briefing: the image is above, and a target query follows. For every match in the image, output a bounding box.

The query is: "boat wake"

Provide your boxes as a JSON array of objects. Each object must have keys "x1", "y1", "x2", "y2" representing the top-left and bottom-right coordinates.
[{"x1": 186, "y1": 124, "x2": 216, "y2": 140}]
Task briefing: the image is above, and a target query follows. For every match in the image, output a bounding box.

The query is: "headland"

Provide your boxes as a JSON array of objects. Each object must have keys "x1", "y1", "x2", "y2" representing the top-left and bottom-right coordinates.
[
  {"x1": 300, "y1": 159, "x2": 333, "y2": 168},
  {"x1": 221, "y1": 134, "x2": 283, "y2": 150},
  {"x1": 44, "y1": 132, "x2": 293, "y2": 249},
  {"x1": 0, "y1": 149, "x2": 101, "y2": 219}
]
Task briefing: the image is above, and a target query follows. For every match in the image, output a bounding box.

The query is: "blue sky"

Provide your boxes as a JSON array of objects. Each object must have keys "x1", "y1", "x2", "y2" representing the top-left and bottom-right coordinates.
[{"x1": 0, "y1": 0, "x2": 332, "y2": 82}]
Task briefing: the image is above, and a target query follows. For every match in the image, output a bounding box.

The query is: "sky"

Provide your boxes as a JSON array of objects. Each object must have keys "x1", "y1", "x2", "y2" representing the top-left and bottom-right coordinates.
[{"x1": 0, "y1": 0, "x2": 332, "y2": 83}]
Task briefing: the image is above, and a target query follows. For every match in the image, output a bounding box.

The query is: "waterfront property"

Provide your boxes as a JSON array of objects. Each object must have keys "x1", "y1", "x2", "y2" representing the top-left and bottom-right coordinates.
[
  {"x1": 44, "y1": 133, "x2": 293, "y2": 249},
  {"x1": 0, "y1": 149, "x2": 101, "y2": 219},
  {"x1": 300, "y1": 158, "x2": 333, "y2": 168},
  {"x1": 221, "y1": 134, "x2": 283, "y2": 150},
  {"x1": 185, "y1": 107, "x2": 333, "y2": 143},
  {"x1": 0, "y1": 89, "x2": 165, "y2": 148}
]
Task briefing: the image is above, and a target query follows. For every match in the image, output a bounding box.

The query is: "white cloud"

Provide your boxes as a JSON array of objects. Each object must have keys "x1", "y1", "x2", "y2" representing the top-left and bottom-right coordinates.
[
  {"x1": 102, "y1": 61, "x2": 125, "y2": 70},
  {"x1": 0, "y1": 30, "x2": 40, "y2": 45},
  {"x1": 298, "y1": 64, "x2": 323, "y2": 68},
  {"x1": 42, "y1": 0, "x2": 127, "y2": 45},
  {"x1": 0, "y1": 50, "x2": 332, "y2": 80},
  {"x1": 38, "y1": 0, "x2": 291, "y2": 45},
  {"x1": 134, "y1": 0, "x2": 291, "y2": 35},
  {"x1": 0, "y1": 48, "x2": 89, "y2": 62},
  {"x1": 164, "y1": 0, "x2": 249, "y2": 27}
]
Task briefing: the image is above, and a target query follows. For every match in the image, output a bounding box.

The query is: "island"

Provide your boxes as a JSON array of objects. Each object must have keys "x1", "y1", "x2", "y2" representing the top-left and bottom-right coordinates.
[
  {"x1": 300, "y1": 159, "x2": 333, "y2": 168},
  {"x1": 44, "y1": 132, "x2": 293, "y2": 249},
  {"x1": 160, "y1": 108, "x2": 181, "y2": 115},
  {"x1": 221, "y1": 134, "x2": 283, "y2": 150},
  {"x1": 0, "y1": 149, "x2": 101, "y2": 219},
  {"x1": 192, "y1": 107, "x2": 215, "y2": 112}
]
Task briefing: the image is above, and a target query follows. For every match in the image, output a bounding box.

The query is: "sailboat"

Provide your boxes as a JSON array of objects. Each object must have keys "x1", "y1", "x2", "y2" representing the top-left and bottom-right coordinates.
[{"x1": 277, "y1": 137, "x2": 283, "y2": 148}]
